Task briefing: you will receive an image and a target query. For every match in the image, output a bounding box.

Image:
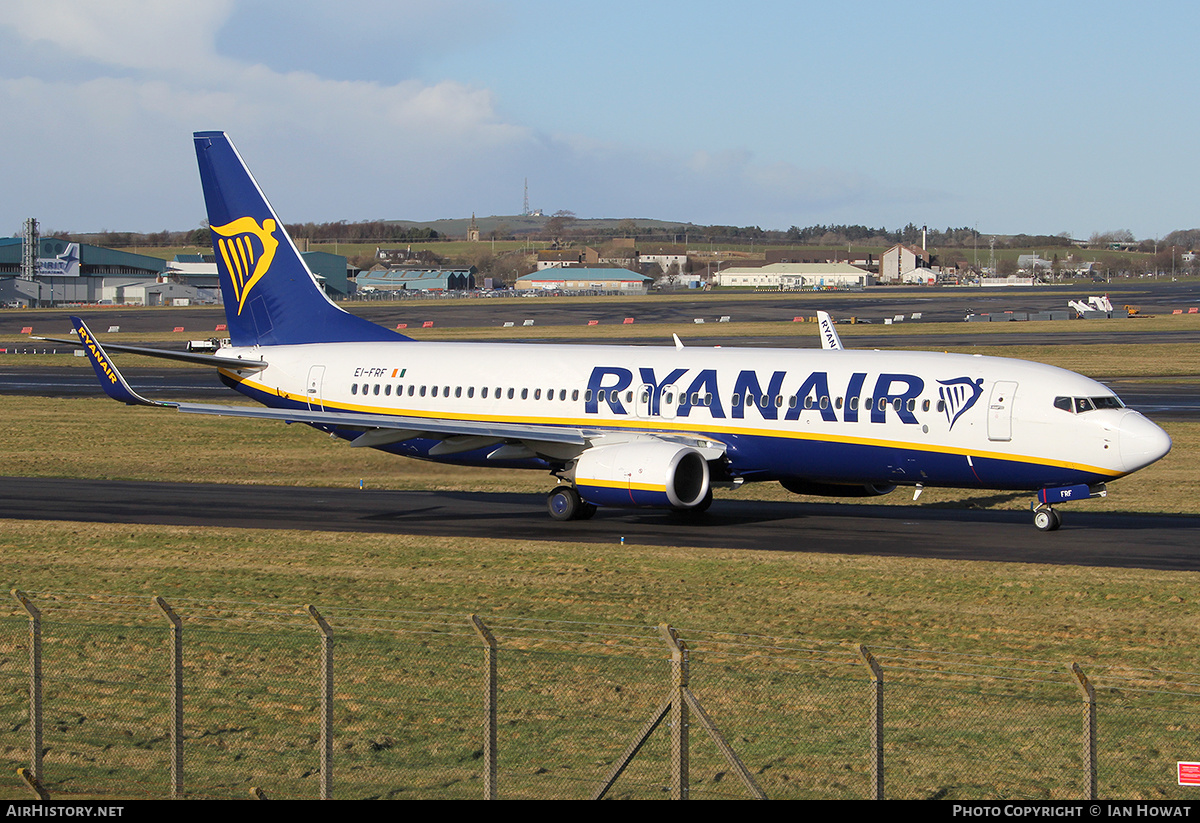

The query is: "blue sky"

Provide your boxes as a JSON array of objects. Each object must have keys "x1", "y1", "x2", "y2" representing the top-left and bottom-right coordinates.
[{"x1": 1, "y1": 0, "x2": 1196, "y2": 239}]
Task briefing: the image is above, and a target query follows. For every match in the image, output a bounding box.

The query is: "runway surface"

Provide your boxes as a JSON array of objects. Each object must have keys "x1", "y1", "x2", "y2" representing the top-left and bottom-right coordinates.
[
  {"x1": 2, "y1": 476, "x2": 1198, "y2": 572},
  {"x1": 5, "y1": 280, "x2": 1200, "y2": 337}
]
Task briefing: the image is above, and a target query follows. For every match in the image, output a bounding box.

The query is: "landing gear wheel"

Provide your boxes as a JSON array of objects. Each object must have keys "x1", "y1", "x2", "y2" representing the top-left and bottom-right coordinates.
[
  {"x1": 1033, "y1": 508, "x2": 1062, "y2": 532},
  {"x1": 547, "y1": 486, "x2": 583, "y2": 521},
  {"x1": 577, "y1": 501, "x2": 598, "y2": 520}
]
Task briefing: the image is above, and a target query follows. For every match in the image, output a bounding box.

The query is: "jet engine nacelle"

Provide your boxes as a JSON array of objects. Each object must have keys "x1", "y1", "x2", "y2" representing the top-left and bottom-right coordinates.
[
  {"x1": 574, "y1": 441, "x2": 710, "y2": 509},
  {"x1": 780, "y1": 479, "x2": 896, "y2": 498}
]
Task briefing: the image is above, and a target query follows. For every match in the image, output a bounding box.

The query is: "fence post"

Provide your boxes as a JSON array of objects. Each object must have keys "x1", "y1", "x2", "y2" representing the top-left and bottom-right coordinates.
[
  {"x1": 154, "y1": 596, "x2": 183, "y2": 799},
  {"x1": 1070, "y1": 663, "x2": 1097, "y2": 800},
  {"x1": 306, "y1": 605, "x2": 334, "y2": 800},
  {"x1": 470, "y1": 615, "x2": 498, "y2": 800},
  {"x1": 659, "y1": 624, "x2": 689, "y2": 800},
  {"x1": 11, "y1": 590, "x2": 41, "y2": 786},
  {"x1": 858, "y1": 645, "x2": 884, "y2": 800}
]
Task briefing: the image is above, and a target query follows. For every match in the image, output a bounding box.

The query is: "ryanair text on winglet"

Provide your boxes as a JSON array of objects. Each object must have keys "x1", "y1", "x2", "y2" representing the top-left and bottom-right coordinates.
[{"x1": 77, "y1": 325, "x2": 118, "y2": 385}]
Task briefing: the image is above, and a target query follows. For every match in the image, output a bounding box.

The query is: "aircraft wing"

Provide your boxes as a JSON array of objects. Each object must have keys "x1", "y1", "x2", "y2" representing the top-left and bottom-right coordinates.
[
  {"x1": 63, "y1": 315, "x2": 730, "y2": 461},
  {"x1": 66, "y1": 315, "x2": 588, "y2": 447},
  {"x1": 174, "y1": 402, "x2": 589, "y2": 447}
]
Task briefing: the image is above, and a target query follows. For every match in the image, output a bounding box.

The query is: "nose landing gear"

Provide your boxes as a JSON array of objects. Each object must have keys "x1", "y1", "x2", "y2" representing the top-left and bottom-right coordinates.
[
  {"x1": 1031, "y1": 483, "x2": 1107, "y2": 531},
  {"x1": 1032, "y1": 505, "x2": 1062, "y2": 532}
]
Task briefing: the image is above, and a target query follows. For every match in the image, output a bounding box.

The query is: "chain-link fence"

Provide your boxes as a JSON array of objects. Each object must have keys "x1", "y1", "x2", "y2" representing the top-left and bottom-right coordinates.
[{"x1": 2, "y1": 590, "x2": 1198, "y2": 800}]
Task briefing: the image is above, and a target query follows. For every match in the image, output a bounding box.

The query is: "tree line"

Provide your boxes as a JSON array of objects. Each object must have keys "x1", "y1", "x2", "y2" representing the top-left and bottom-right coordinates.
[{"x1": 41, "y1": 219, "x2": 1199, "y2": 254}]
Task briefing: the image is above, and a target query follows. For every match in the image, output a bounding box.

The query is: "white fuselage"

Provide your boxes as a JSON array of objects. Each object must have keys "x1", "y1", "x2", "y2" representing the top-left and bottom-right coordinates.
[{"x1": 213, "y1": 340, "x2": 1170, "y2": 491}]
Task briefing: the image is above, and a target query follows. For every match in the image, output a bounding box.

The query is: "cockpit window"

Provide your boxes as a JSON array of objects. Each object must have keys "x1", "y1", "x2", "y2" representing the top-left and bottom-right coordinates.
[{"x1": 1055, "y1": 395, "x2": 1125, "y2": 414}]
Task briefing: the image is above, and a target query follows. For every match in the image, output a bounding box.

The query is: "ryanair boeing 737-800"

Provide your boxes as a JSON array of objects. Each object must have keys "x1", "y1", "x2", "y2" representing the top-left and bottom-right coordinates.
[{"x1": 48, "y1": 132, "x2": 1172, "y2": 531}]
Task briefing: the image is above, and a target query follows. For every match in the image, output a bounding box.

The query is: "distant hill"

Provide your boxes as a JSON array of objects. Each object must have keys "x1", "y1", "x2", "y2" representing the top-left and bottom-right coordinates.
[{"x1": 384, "y1": 214, "x2": 702, "y2": 238}]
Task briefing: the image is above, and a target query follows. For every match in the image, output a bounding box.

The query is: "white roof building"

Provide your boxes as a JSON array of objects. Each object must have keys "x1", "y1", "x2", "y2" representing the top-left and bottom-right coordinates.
[{"x1": 714, "y1": 262, "x2": 872, "y2": 290}]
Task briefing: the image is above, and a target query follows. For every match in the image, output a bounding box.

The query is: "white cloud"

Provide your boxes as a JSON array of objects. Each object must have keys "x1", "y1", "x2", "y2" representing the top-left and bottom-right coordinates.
[
  {"x1": 0, "y1": 0, "x2": 895, "y2": 232},
  {"x1": 6, "y1": 0, "x2": 233, "y2": 72}
]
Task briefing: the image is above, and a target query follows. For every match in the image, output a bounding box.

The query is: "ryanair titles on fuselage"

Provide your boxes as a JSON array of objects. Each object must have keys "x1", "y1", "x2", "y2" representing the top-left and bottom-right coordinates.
[
  {"x1": 584, "y1": 365, "x2": 942, "y2": 424},
  {"x1": 344, "y1": 362, "x2": 986, "y2": 429}
]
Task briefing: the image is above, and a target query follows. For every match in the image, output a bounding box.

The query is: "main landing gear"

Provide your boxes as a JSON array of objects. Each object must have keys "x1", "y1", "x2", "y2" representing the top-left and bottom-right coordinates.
[{"x1": 547, "y1": 486, "x2": 597, "y2": 521}]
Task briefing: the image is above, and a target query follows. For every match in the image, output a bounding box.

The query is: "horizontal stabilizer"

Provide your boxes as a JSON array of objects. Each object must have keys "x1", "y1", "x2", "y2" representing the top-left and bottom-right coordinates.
[{"x1": 31, "y1": 333, "x2": 268, "y2": 371}]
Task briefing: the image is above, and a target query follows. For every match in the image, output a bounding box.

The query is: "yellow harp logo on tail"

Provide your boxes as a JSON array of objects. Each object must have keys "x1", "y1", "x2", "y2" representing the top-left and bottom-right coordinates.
[{"x1": 211, "y1": 217, "x2": 280, "y2": 315}]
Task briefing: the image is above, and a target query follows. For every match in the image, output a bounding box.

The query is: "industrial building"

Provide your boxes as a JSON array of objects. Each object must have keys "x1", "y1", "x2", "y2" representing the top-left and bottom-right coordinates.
[
  {"x1": 714, "y1": 262, "x2": 872, "y2": 290},
  {"x1": 515, "y1": 267, "x2": 654, "y2": 293},
  {"x1": 878, "y1": 243, "x2": 932, "y2": 284},
  {"x1": 356, "y1": 267, "x2": 477, "y2": 292},
  {"x1": 0, "y1": 236, "x2": 170, "y2": 306},
  {"x1": 0, "y1": 236, "x2": 353, "y2": 306}
]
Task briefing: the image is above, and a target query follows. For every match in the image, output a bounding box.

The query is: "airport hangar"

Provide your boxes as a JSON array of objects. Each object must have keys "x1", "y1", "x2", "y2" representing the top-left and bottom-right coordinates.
[
  {"x1": 713, "y1": 262, "x2": 874, "y2": 289},
  {"x1": 515, "y1": 267, "x2": 655, "y2": 293},
  {"x1": 0, "y1": 237, "x2": 353, "y2": 307}
]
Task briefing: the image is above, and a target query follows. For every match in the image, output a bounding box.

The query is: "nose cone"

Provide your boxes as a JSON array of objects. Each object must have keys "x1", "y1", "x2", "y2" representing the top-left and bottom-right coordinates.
[{"x1": 1118, "y1": 411, "x2": 1172, "y2": 473}]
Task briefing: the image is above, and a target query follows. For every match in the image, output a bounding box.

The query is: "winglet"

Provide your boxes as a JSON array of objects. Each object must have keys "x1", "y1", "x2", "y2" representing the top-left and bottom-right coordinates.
[
  {"x1": 816, "y1": 311, "x2": 844, "y2": 350},
  {"x1": 70, "y1": 316, "x2": 174, "y2": 407}
]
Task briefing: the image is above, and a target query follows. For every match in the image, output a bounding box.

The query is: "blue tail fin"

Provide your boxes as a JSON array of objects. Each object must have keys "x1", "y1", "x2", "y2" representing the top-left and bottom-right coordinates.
[{"x1": 193, "y1": 131, "x2": 409, "y2": 346}]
